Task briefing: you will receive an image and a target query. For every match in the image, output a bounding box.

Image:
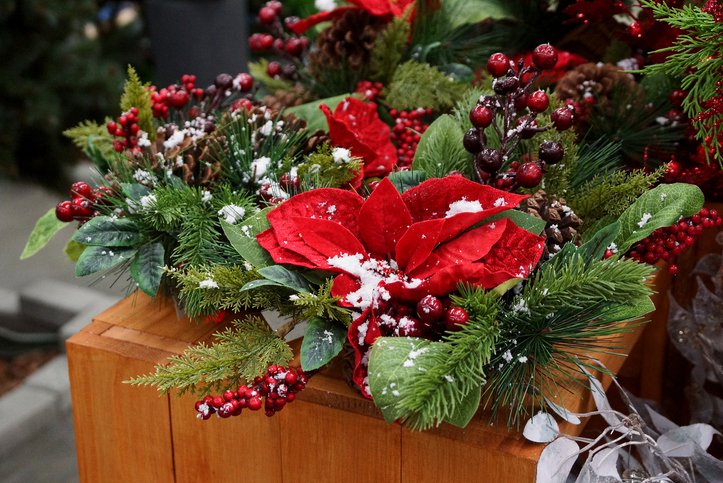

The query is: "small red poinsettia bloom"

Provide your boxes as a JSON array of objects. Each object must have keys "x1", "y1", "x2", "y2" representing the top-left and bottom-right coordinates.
[
  {"x1": 321, "y1": 97, "x2": 397, "y2": 179},
  {"x1": 288, "y1": 0, "x2": 415, "y2": 34},
  {"x1": 257, "y1": 176, "x2": 545, "y2": 396}
]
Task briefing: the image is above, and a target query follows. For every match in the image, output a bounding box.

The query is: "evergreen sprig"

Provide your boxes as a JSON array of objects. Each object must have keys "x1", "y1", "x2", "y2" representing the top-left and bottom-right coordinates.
[
  {"x1": 641, "y1": 1, "x2": 723, "y2": 163},
  {"x1": 128, "y1": 316, "x2": 293, "y2": 396},
  {"x1": 383, "y1": 61, "x2": 466, "y2": 111},
  {"x1": 63, "y1": 120, "x2": 115, "y2": 161},
  {"x1": 119, "y1": 66, "x2": 154, "y2": 140},
  {"x1": 369, "y1": 15, "x2": 410, "y2": 84},
  {"x1": 484, "y1": 248, "x2": 656, "y2": 426},
  {"x1": 290, "y1": 279, "x2": 353, "y2": 327}
]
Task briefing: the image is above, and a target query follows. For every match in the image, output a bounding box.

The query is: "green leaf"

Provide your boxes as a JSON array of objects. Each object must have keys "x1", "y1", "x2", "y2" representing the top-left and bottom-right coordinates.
[
  {"x1": 130, "y1": 243, "x2": 165, "y2": 296},
  {"x1": 120, "y1": 182, "x2": 150, "y2": 201},
  {"x1": 75, "y1": 246, "x2": 137, "y2": 277},
  {"x1": 445, "y1": 0, "x2": 513, "y2": 28},
  {"x1": 490, "y1": 278, "x2": 522, "y2": 298},
  {"x1": 286, "y1": 94, "x2": 351, "y2": 132},
  {"x1": 300, "y1": 317, "x2": 346, "y2": 371},
  {"x1": 438, "y1": 63, "x2": 474, "y2": 83},
  {"x1": 64, "y1": 239, "x2": 86, "y2": 262},
  {"x1": 387, "y1": 170, "x2": 428, "y2": 193},
  {"x1": 21, "y1": 208, "x2": 69, "y2": 259},
  {"x1": 601, "y1": 296, "x2": 656, "y2": 323},
  {"x1": 412, "y1": 114, "x2": 470, "y2": 178},
  {"x1": 445, "y1": 385, "x2": 481, "y2": 427},
  {"x1": 578, "y1": 221, "x2": 621, "y2": 262},
  {"x1": 221, "y1": 207, "x2": 273, "y2": 268},
  {"x1": 240, "y1": 279, "x2": 285, "y2": 291},
  {"x1": 615, "y1": 183, "x2": 704, "y2": 252},
  {"x1": 72, "y1": 216, "x2": 142, "y2": 247},
  {"x1": 257, "y1": 266, "x2": 310, "y2": 292},
  {"x1": 484, "y1": 209, "x2": 547, "y2": 235}
]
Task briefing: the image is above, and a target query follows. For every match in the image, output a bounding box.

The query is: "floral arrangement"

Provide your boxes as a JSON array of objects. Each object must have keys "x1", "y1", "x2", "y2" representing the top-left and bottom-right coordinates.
[{"x1": 22, "y1": 0, "x2": 722, "y2": 439}]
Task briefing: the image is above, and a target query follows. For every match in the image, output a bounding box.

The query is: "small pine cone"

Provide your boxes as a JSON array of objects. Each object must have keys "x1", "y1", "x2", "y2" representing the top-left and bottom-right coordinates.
[
  {"x1": 518, "y1": 190, "x2": 583, "y2": 259},
  {"x1": 307, "y1": 9, "x2": 386, "y2": 76},
  {"x1": 304, "y1": 129, "x2": 329, "y2": 154},
  {"x1": 262, "y1": 85, "x2": 311, "y2": 112},
  {"x1": 554, "y1": 63, "x2": 640, "y2": 106},
  {"x1": 145, "y1": 125, "x2": 222, "y2": 187}
]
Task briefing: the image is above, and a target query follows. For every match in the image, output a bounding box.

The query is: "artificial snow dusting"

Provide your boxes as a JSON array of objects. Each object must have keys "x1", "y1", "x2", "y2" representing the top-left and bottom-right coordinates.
[
  {"x1": 250, "y1": 156, "x2": 272, "y2": 182},
  {"x1": 198, "y1": 278, "x2": 219, "y2": 289},
  {"x1": 402, "y1": 347, "x2": 428, "y2": 368},
  {"x1": 139, "y1": 193, "x2": 157, "y2": 210},
  {"x1": 327, "y1": 253, "x2": 404, "y2": 311},
  {"x1": 445, "y1": 198, "x2": 484, "y2": 218},
  {"x1": 218, "y1": 205, "x2": 246, "y2": 224},
  {"x1": 637, "y1": 212, "x2": 653, "y2": 228},
  {"x1": 493, "y1": 197, "x2": 506, "y2": 207},
  {"x1": 332, "y1": 147, "x2": 352, "y2": 164}
]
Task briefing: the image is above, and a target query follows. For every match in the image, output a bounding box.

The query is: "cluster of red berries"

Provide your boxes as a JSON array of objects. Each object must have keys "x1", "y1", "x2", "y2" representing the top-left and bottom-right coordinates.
[
  {"x1": 149, "y1": 74, "x2": 204, "y2": 119},
  {"x1": 55, "y1": 181, "x2": 112, "y2": 223},
  {"x1": 389, "y1": 108, "x2": 431, "y2": 169},
  {"x1": 107, "y1": 107, "x2": 142, "y2": 153},
  {"x1": 356, "y1": 80, "x2": 384, "y2": 102},
  {"x1": 464, "y1": 45, "x2": 574, "y2": 190},
  {"x1": 194, "y1": 365, "x2": 307, "y2": 420},
  {"x1": 248, "y1": 1, "x2": 308, "y2": 81},
  {"x1": 623, "y1": 208, "x2": 721, "y2": 276},
  {"x1": 376, "y1": 295, "x2": 470, "y2": 339}
]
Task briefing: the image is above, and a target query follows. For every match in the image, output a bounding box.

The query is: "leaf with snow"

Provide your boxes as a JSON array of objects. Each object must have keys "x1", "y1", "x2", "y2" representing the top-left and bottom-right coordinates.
[
  {"x1": 300, "y1": 317, "x2": 346, "y2": 371},
  {"x1": 657, "y1": 423, "x2": 720, "y2": 457},
  {"x1": 536, "y1": 437, "x2": 579, "y2": 483},
  {"x1": 75, "y1": 246, "x2": 137, "y2": 277},
  {"x1": 544, "y1": 398, "x2": 581, "y2": 425},
  {"x1": 222, "y1": 207, "x2": 273, "y2": 268},
  {"x1": 523, "y1": 412, "x2": 559, "y2": 443}
]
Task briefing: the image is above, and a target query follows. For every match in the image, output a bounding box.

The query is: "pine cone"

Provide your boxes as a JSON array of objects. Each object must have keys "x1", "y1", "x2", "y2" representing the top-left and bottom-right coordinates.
[
  {"x1": 307, "y1": 9, "x2": 386, "y2": 77},
  {"x1": 518, "y1": 190, "x2": 583, "y2": 259},
  {"x1": 262, "y1": 85, "x2": 311, "y2": 112},
  {"x1": 304, "y1": 129, "x2": 329, "y2": 154},
  {"x1": 555, "y1": 63, "x2": 638, "y2": 103}
]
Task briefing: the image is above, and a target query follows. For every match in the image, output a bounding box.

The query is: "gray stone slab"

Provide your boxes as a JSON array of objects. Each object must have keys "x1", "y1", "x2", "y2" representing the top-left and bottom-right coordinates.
[
  {"x1": 24, "y1": 355, "x2": 70, "y2": 411},
  {"x1": 0, "y1": 384, "x2": 60, "y2": 459},
  {"x1": 0, "y1": 287, "x2": 26, "y2": 332}
]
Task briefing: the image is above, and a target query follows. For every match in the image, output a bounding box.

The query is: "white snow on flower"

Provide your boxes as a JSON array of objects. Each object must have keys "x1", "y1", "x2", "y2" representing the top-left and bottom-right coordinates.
[
  {"x1": 250, "y1": 156, "x2": 272, "y2": 182},
  {"x1": 218, "y1": 204, "x2": 246, "y2": 224},
  {"x1": 518, "y1": 356, "x2": 528, "y2": 363},
  {"x1": 493, "y1": 197, "x2": 506, "y2": 207},
  {"x1": 445, "y1": 198, "x2": 484, "y2": 217},
  {"x1": 259, "y1": 120, "x2": 274, "y2": 137},
  {"x1": 201, "y1": 189, "x2": 212, "y2": 203},
  {"x1": 327, "y1": 253, "x2": 405, "y2": 311},
  {"x1": 198, "y1": 278, "x2": 219, "y2": 289},
  {"x1": 133, "y1": 169, "x2": 156, "y2": 187},
  {"x1": 502, "y1": 350, "x2": 513, "y2": 363},
  {"x1": 357, "y1": 320, "x2": 369, "y2": 346},
  {"x1": 139, "y1": 193, "x2": 157, "y2": 210},
  {"x1": 637, "y1": 212, "x2": 653, "y2": 228},
  {"x1": 327, "y1": 205, "x2": 337, "y2": 215},
  {"x1": 332, "y1": 147, "x2": 352, "y2": 164},
  {"x1": 163, "y1": 130, "x2": 186, "y2": 150}
]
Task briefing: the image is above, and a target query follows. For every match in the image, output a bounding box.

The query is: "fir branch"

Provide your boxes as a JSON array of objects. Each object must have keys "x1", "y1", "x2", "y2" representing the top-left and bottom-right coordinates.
[
  {"x1": 128, "y1": 316, "x2": 293, "y2": 396},
  {"x1": 289, "y1": 143, "x2": 362, "y2": 190},
  {"x1": 569, "y1": 139, "x2": 624, "y2": 190},
  {"x1": 290, "y1": 279, "x2": 353, "y2": 327},
  {"x1": 484, "y1": 250, "x2": 656, "y2": 426},
  {"x1": 119, "y1": 66, "x2": 154, "y2": 140},
  {"x1": 383, "y1": 61, "x2": 466, "y2": 111},
  {"x1": 369, "y1": 15, "x2": 410, "y2": 84},
  {"x1": 168, "y1": 265, "x2": 284, "y2": 319},
  {"x1": 63, "y1": 120, "x2": 115, "y2": 160}
]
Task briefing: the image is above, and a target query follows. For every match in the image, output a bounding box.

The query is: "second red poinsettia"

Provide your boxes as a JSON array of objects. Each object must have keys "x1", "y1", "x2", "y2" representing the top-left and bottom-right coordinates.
[
  {"x1": 257, "y1": 175, "x2": 545, "y2": 396},
  {"x1": 321, "y1": 97, "x2": 398, "y2": 179},
  {"x1": 288, "y1": 0, "x2": 414, "y2": 34}
]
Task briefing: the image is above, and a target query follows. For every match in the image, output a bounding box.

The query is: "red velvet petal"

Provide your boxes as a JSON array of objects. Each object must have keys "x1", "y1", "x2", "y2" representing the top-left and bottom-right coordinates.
[
  {"x1": 479, "y1": 218, "x2": 546, "y2": 278},
  {"x1": 286, "y1": 6, "x2": 357, "y2": 34},
  {"x1": 330, "y1": 273, "x2": 361, "y2": 307},
  {"x1": 348, "y1": 308, "x2": 381, "y2": 398},
  {"x1": 267, "y1": 187, "x2": 364, "y2": 234},
  {"x1": 295, "y1": 218, "x2": 368, "y2": 269},
  {"x1": 409, "y1": 219, "x2": 508, "y2": 279},
  {"x1": 394, "y1": 219, "x2": 444, "y2": 274},
  {"x1": 426, "y1": 263, "x2": 521, "y2": 292},
  {"x1": 358, "y1": 178, "x2": 411, "y2": 259},
  {"x1": 256, "y1": 228, "x2": 318, "y2": 268}
]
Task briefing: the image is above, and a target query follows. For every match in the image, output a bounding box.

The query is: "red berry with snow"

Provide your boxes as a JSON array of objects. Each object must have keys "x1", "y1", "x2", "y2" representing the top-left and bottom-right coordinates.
[
  {"x1": 416, "y1": 295, "x2": 444, "y2": 323},
  {"x1": 70, "y1": 181, "x2": 93, "y2": 200},
  {"x1": 470, "y1": 105, "x2": 494, "y2": 128},
  {"x1": 550, "y1": 107, "x2": 573, "y2": 130},
  {"x1": 516, "y1": 162, "x2": 543, "y2": 188},
  {"x1": 527, "y1": 91, "x2": 549, "y2": 112},
  {"x1": 487, "y1": 53, "x2": 510, "y2": 77},
  {"x1": 532, "y1": 44, "x2": 558, "y2": 70},
  {"x1": 258, "y1": 6, "x2": 277, "y2": 24},
  {"x1": 444, "y1": 306, "x2": 469, "y2": 332}
]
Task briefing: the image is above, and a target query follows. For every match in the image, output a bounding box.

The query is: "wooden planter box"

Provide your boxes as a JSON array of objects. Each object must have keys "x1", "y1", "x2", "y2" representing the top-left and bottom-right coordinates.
[{"x1": 66, "y1": 264, "x2": 676, "y2": 483}]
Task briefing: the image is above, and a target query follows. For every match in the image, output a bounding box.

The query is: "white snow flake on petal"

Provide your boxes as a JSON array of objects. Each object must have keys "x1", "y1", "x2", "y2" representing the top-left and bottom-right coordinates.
[{"x1": 445, "y1": 198, "x2": 484, "y2": 217}]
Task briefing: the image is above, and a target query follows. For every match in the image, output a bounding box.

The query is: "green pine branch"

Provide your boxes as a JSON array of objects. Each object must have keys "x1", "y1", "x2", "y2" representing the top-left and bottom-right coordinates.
[
  {"x1": 127, "y1": 316, "x2": 293, "y2": 396},
  {"x1": 383, "y1": 61, "x2": 466, "y2": 111},
  {"x1": 119, "y1": 66, "x2": 154, "y2": 140},
  {"x1": 484, "y1": 248, "x2": 656, "y2": 426},
  {"x1": 290, "y1": 279, "x2": 353, "y2": 327},
  {"x1": 63, "y1": 120, "x2": 115, "y2": 160},
  {"x1": 369, "y1": 15, "x2": 410, "y2": 84}
]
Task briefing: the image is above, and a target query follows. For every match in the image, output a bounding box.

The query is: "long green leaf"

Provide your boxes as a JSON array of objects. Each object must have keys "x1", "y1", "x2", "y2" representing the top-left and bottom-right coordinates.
[
  {"x1": 130, "y1": 242, "x2": 165, "y2": 296},
  {"x1": 221, "y1": 207, "x2": 273, "y2": 268},
  {"x1": 75, "y1": 246, "x2": 136, "y2": 277},
  {"x1": 72, "y1": 216, "x2": 142, "y2": 247},
  {"x1": 21, "y1": 208, "x2": 69, "y2": 259}
]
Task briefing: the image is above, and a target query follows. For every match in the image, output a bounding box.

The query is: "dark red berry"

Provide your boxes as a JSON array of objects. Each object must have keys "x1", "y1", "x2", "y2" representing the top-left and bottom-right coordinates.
[
  {"x1": 476, "y1": 149, "x2": 503, "y2": 173},
  {"x1": 538, "y1": 141, "x2": 564, "y2": 164},
  {"x1": 463, "y1": 129, "x2": 483, "y2": 153},
  {"x1": 527, "y1": 90, "x2": 549, "y2": 112},
  {"x1": 70, "y1": 181, "x2": 93, "y2": 200},
  {"x1": 70, "y1": 197, "x2": 93, "y2": 218},
  {"x1": 417, "y1": 295, "x2": 444, "y2": 323},
  {"x1": 267, "y1": 61, "x2": 282, "y2": 77},
  {"x1": 516, "y1": 162, "x2": 543, "y2": 187},
  {"x1": 493, "y1": 76, "x2": 519, "y2": 95},
  {"x1": 266, "y1": 1, "x2": 282, "y2": 14},
  {"x1": 169, "y1": 90, "x2": 189, "y2": 109},
  {"x1": 285, "y1": 38, "x2": 304, "y2": 57},
  {"x1": 532, "y1": 44, "x2": 558, "y2": 70},
  {"x1": 550, "y1": 107, "x2": 574, "y2": 130},
  {"x1": 247, "y1": 397, "x2": 262, "y2": 411},
  {"x1": 487, "y1": 53, "x2": 510, "y2": 77},
  {"x1": 667, "y1": 264, "x2": 679, "y2": 276},
  {"x1": 470, "y1": 105, "x2": 494, "y2": 128},
  {"x1": 444, "y1": 306, "x2": 469, "y2": 332},
  {"x1": 55, "y1": 200, "x2": 73, "y2": 222}
]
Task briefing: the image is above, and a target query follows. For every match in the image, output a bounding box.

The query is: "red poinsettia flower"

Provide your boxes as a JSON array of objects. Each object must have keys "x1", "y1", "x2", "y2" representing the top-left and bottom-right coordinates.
[
  {"x1": 288, "y1": 0, "x2": 414, "y2": 34},
  {"x1": 321, "y1": 97, "x2": 397, "y2": 179},
  {"x1": 257, "y1": 175, "x2": 545, "y2": 396}
]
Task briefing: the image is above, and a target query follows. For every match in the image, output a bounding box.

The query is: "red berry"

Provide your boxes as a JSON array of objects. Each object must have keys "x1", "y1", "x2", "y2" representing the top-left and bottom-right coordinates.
[
  {"x1": 628, "y1": 22, "x2": 642, "y2": 38},
  {"x1": 284, "y1": 371, "x2": 298, "y2": 386},
  {"x1": 223, "y1": 390, "x2": 236, "y2": 402},
  {"x1": 267, "y1": 61, "x2": 282, "y2": 77},
  {"x1": 667, "y1": 264, "x2": 679, "y2": 276},
  {"x1": 258, "y1": 6, "x2": 277, "y2": 24},
  {"x1": 169, "y1": 90, "x2": 189, "y2": 109},
  {"x1": 285, "y1": 38, "x2": 304, "y2": 57},
  {"x1": 70, "y1": 181, "x2": 93, "y2": 199},
  {"x1": 416, "y1": 295, "x2": 444, "y2": 323},
  {"x1": 538, "y1": 141, "x2": 564, "y2": 164},
  {"x1": 237, "y1": 73, "x2": 253, "y2": 91},
  {"x1": 266, "y1": 0, "x2": 282, "y2": 14},
  {"x1": 487, "y1": 52, "x2": 510, "y2": 77},
  {"x1": 247, "y1": 396, "x2": 262, "y2": 411},
  {"x1": 550, "y1": 107, "x2": 574, "y2": 130},
  {"x1": 532, "y1": 44, "x2": 558, "y2": 70},
  {"x1": 212, "y1": 396, "x2": 224, "y2": 408},
  {"x1": 516, "y1": 162, "x2": 543, "y2": 188},
  {"x1": 396, "y1": 316, "x2": 424, "y2": 337},
  {"x1": 106, "y1": 121, "x2": 117, "y2": 135},
  {"x1": 55, "y1": 200, "x2": 73, "y2": 222},
  {"x1": 70, "y1": 197, "x2": 93, "y2": 218},
  {"x1": 470, "y1": 105, "x2": 494, "y2": 128},
  {"x1": 527, "y1": 90, "x2": 549, "y2": 112},
  {"x1": 444, "y1": 306, "x2": 469, "y2": 332}
]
